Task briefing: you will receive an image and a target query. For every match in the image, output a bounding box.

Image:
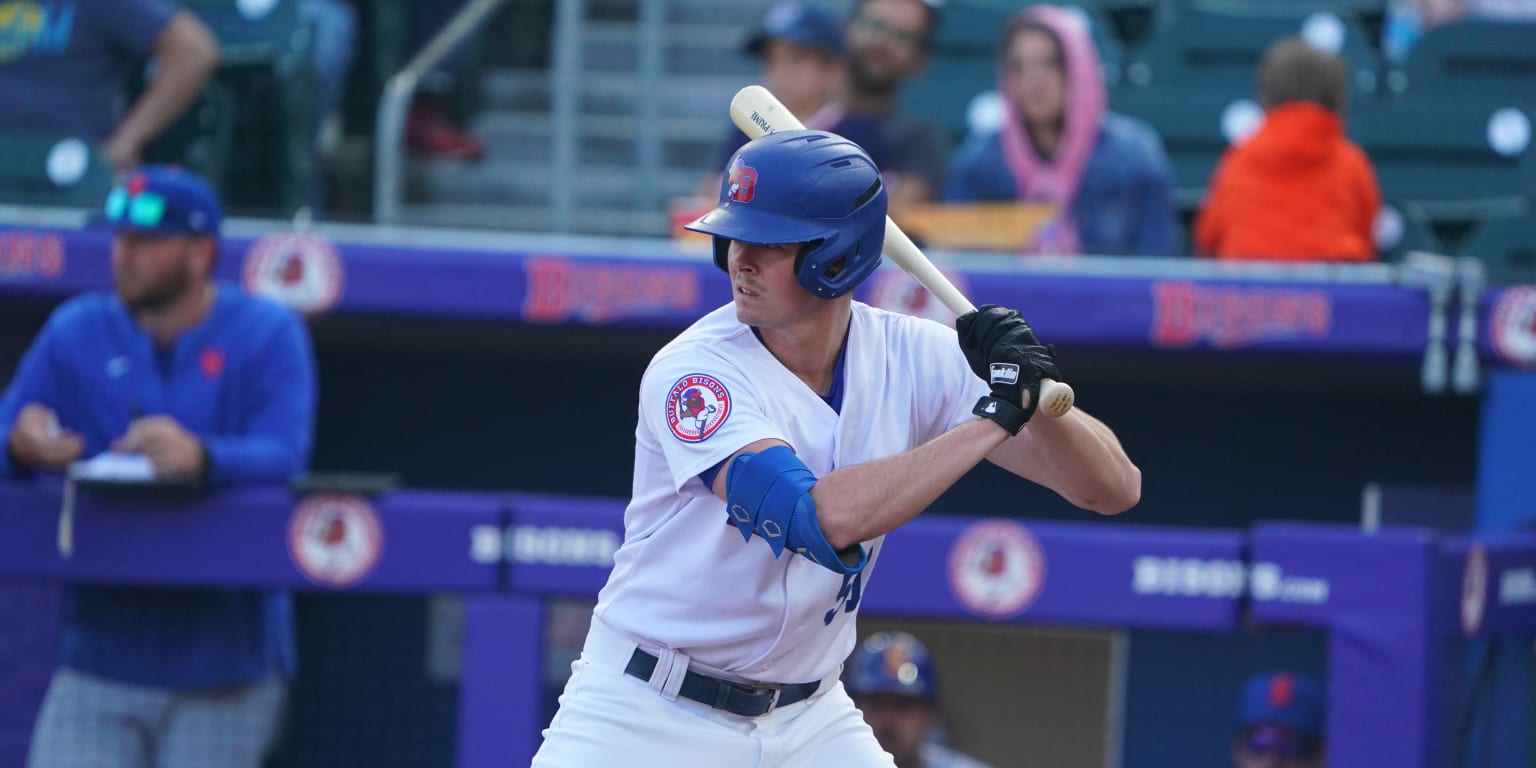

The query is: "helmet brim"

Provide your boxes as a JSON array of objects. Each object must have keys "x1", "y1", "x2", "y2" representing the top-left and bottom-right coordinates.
[{"x1": 684, "y1": 202, "x2": 835, "y2": 248}]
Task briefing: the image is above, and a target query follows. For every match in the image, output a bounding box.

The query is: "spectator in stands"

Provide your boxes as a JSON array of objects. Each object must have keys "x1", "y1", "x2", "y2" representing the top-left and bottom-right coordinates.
[
  {"x1": 696, "y1": 0, "x2": 946, "y2": 210},
  {"x1": 838, "y1": 0, "x2": 949, "y2": 209},
  {"x1": 696, "y1": 1, "x2": 848, "y2": 198},
  {"x1": 1232, "y1": 671, "x2": 1327, "y2": 768},
  {"x1": 406, "y1": 0, "x2": 487, "y2": 160},
  {"x1": 1382, "y1": 0, "x2": 1536, "y2": 63},
  {"x1": 846, "y1": 631, "x2": 992, "y2": 768},
  {"x1": 942, "y1": 5, "x2": 1176, "y2": 257},
  {"x1": 0, "y1": 0, "x2": 219, "y2": 173},
  {"x1": 0, "y1": 166, "x2": 316, "y2": 768},
  {"x1": 293, "y1": 0, "x2": 358, "y2": 212},
  {"x1": 1194, "y1": 37, "x2": 1380, "y2": 262}
]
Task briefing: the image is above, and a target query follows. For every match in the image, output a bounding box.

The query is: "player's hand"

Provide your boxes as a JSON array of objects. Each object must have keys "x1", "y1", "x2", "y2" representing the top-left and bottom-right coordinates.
[
  {"x1": 7, "y1": 403, "x2": 85, "y2": 471},
  {"x1": 101, "y1": 133, "x2": 144, "y2": 174},
  {"x1": 956, "y1": 305, "x2": 1061, "y2": 424},
  {"x1": 113, "y1": 415, "x2": 205, "y2": 480}
]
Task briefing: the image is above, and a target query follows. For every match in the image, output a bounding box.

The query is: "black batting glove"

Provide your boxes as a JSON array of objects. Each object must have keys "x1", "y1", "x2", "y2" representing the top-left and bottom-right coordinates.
[{"x1": 956, "y1": 304, "x2": 1062, "y2": 433}]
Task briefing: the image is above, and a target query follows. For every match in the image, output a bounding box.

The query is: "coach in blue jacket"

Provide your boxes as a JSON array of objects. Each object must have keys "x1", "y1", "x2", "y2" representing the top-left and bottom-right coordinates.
[{"x1": 0, "y1": 166, "x2": 316, "y2": 768}]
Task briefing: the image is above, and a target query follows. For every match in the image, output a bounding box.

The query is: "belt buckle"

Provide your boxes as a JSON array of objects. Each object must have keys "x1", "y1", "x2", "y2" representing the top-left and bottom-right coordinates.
[{"x1": 752, "y1": 683, "x2": 782, "y2": 713}]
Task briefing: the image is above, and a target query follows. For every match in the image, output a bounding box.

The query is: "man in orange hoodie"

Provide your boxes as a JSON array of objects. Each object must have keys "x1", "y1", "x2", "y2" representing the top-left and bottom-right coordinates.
[{"x1": 1195, "y1": 37, "x2": 1381, "y2": 262}]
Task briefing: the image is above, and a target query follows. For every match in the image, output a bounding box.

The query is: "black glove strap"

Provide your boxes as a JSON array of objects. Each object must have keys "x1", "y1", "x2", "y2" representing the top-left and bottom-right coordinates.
[{"x1": 973, "y1": 395, "x2": 1027, "y2": 436}]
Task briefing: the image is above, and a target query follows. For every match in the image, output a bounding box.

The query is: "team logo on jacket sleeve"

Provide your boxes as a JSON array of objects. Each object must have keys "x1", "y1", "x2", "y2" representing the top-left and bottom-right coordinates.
[{"x1": 666, "y1": 373, "x2": 731, "y2": 442}]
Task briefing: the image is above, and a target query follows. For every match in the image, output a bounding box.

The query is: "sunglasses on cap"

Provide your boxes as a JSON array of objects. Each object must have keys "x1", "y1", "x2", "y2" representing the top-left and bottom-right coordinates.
[
  {"x1": 1239, "y1": 724, "x2": 1321, "y2": 758},
  {"x1": 104, "y1": 185, "x2": 168, "y2": 228}
]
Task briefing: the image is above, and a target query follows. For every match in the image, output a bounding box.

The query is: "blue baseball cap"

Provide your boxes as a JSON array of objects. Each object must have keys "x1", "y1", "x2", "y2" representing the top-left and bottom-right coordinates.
[
  {"x1": 1235, "y1": 672, "x2": 1326, "y2": 739},
  {"x1": 845, "y1": 631, "x2": 937, "y2": 700},
  {"x1": 744, "y1": 2, "x2": 844, "y2": 57},
  {"x1": 101, "y1": 165, "x2": 223, "y2": 236}
]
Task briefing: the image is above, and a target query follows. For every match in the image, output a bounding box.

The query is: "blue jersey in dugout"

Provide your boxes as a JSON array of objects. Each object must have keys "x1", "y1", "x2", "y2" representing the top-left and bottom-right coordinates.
[{"x1": 0, "y1": 283, "x2": 316, "y2": 689}]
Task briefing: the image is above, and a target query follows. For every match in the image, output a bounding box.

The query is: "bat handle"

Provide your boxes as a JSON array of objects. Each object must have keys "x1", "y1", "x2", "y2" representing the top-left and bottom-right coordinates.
[{"x1": 1037, "y1": 378, "x2": 1075, "y2": 419}]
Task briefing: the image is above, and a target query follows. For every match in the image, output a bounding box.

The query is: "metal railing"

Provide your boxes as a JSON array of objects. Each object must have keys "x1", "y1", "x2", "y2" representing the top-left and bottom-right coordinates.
[{"x1": 373, "y1": 0, "x2": 509, "y2": 225}]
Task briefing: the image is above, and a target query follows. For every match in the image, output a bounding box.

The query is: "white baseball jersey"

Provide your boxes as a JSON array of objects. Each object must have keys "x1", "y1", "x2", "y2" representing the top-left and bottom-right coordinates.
[{"x1": 593, "y1": 301, "x2": 988, "y2": 684}]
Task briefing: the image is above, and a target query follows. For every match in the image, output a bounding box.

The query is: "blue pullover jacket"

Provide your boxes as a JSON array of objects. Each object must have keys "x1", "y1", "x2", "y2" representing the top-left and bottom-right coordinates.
[{"x1": 0, "y1": 283, "x2": 316, "y2": 688}]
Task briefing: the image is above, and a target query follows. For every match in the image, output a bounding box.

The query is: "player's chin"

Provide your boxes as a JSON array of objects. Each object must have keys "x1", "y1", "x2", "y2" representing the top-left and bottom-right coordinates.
[{"x1": 733, "y1": 299, "x2": 765, "y2": 325}]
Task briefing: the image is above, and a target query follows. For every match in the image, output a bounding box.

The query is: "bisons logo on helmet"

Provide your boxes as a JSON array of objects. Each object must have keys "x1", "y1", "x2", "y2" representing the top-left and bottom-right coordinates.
[
  {"x1": 666, "y1": 373, "x2": 731, "y2": 442},
  {"x1": 727, "y1": 157, "x2": 757, "y2": 203}
]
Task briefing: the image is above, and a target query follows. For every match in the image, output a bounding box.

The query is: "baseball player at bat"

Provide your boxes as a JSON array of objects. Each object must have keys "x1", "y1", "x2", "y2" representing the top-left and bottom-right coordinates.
[{"x1": 532, "y1": 130, "x2": 1140, "y2": 767}]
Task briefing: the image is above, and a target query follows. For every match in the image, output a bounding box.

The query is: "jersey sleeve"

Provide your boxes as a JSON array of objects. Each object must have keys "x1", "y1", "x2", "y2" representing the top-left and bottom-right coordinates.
[
  {"x1": 638, "y1": 346, "x2": 789, "y2": 496},
  {"x1": 903, "y1": 315, "x2": 991, "y2": 442},
  {"x1": 108, "y1": 0, "x2": 180, "y2": 56},
  {"x1": 0, "y1": 308, "x2": 73, "y2": 477}
]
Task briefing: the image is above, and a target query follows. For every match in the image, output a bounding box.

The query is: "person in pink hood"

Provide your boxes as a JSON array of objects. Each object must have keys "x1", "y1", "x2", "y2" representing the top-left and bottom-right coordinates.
[
  {"x1": 942, "y1": 5, "x2": 1177, "y2": 257},
  {"x1": 1195, "y1": 37, "x2": 1382, "y2": 262}
]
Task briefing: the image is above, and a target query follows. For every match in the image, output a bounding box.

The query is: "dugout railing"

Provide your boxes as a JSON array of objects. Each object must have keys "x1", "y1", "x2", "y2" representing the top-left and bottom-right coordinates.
[{"x1": 0, "y1": 481, "x2": 1531, "y2": 766}]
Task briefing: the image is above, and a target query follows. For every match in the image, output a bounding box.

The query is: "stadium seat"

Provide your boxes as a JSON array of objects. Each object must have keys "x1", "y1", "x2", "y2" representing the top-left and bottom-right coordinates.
[
  {"x1": 904, "y1": 1, "x2": 1125, "y2": 144},
  {"x1": 1456, "y1": 214, "x2": 1536, "y2": 285},
  {"x1": 0, "y1": 133, "x2": 115, "y2": 208},
  {"x1": 1110, "y1": 88, "x2": 1251, "y2": 210},
  {"x1": 135, "y1": 78, "x2": 238, "y2": 198},
  {"x1": 1351, "y1": 96, "x2": 1536, "y2": 224},
  {"x1": 179, "y1": 0, "x2": 318, "y2": 216},
  {"x1": 1374, "y1": 199, "x2": 1444, "y2": 264},
  {"x1": 181, "y1": 0, "x2": 307, "y2": 65},
  {"x1": 1122, "y1": 5, "x2": 1381, "y2": 97},
  {"x1": 1110, "y1": 5, "x2": 1384, "y2": 213},
  {"x1": 1392, "y1": 20, "x2": 1536, "y2": 101}
]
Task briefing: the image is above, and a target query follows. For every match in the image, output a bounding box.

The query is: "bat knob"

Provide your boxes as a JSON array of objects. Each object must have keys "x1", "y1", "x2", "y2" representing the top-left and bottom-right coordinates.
[{"x1": 1038, "y1": 379, "x2": 1075, "y2": 419}]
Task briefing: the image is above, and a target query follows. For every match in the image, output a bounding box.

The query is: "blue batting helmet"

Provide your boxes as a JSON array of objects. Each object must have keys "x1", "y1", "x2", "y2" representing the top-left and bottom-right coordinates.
[
  {"x1": 686, "y1": 129, "x2": 888, "y2": 299},
  {"x1": 1235, "y1": 672, "x2": 1326, "y2": 740},
  {"x1": 845, "y1": 631, "x2": 938, "y2": 701}
]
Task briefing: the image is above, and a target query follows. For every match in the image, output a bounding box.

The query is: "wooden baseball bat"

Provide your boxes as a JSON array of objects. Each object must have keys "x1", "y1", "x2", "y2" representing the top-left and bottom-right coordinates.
[{"x1": 727, "y1": 85, "x2": 1075, "y2": 419}]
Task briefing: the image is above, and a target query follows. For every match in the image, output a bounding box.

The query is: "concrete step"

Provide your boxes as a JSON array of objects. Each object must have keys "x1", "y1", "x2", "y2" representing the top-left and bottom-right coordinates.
[
  {"x1": 396, "y1": 202, "x2": 552, "y2": 232},
  {"x1": 664, "y1": 2, "x2": 776, "y2": 28},
  {"x1": 398, "y1": 201, "x2": 671, "y2": 238},
  {"x1": 580, "y1": 22, "x2": 756, "y2": 75},
  {"x1": 410, "y1": 154, "x2": 703, "y2": 207},
  {"x1": 470, "y1": 108, "x2": 721, "y2": 151},
  {"x1": 481, "y1": 68, "x2": 551, "y2": 112}
]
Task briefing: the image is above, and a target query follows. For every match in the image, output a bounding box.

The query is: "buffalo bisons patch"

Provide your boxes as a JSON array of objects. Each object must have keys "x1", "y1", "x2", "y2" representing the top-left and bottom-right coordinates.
[{"x1": 667, "y1": 374, "x2": 731, "y2": 442}]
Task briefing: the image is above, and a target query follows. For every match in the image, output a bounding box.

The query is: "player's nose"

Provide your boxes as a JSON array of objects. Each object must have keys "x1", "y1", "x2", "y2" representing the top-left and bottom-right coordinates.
[{"x1": 730, "y1": 242, "x2": 765, "y2": 271}]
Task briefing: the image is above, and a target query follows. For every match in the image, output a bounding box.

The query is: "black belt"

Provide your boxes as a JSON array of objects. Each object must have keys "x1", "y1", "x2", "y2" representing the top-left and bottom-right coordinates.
[{"x1": 624, "y1": 648, "x2": 820, "y2": 717}]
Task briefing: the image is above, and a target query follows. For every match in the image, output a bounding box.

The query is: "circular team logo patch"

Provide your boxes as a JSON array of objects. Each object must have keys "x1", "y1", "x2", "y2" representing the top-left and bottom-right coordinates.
[
  {"x1": 288, "y1": 493, "x2": 385, "y2": 587},
  {"x1": 666, "y1": 373, "x2": 731, "y2": 442},
  {"x1": 1490, "y1": 285, "x2": 1536, "y2": 368},
  {"x1": 1462, "y1": 542, "x2": 1488, "y2": 638},
  {"x1": 947, "y1": 519, "x2": 1046, "y2": 618},
  {"x1": 241, "y1": 232, "x2": 345, "y2": 315}
]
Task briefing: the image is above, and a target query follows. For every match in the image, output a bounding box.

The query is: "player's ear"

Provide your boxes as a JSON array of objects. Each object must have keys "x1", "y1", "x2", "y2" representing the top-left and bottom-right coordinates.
[{"x1": 189, "y1": 235, "x2": 218, "y2": 279}]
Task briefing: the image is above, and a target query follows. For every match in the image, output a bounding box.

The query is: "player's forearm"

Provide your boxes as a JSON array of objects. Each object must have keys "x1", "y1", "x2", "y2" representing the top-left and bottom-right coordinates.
[
  {"x1": 202, "y1": 434, "x2": 306, "y2": 486},
  {"x1": 813, "y1": 418, "x2": 1009, "y2": 550},
  {"x1": 1019, "y1": 409, "x2": 1140, "y2": 515}
]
